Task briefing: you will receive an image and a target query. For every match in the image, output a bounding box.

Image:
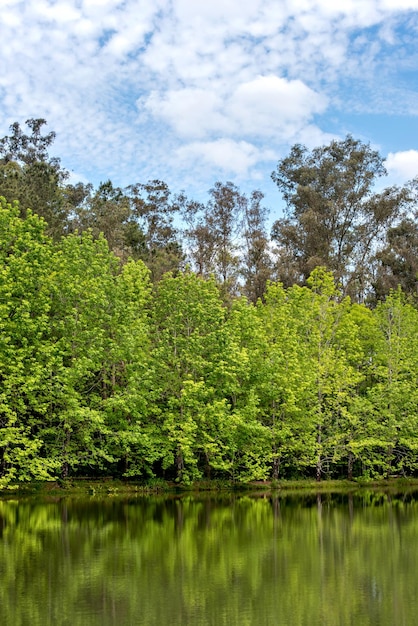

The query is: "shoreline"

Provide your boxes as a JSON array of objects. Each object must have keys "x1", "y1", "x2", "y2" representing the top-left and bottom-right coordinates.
[{"x1": 2, "y1": 476, "x2": 418, "y2": 499}]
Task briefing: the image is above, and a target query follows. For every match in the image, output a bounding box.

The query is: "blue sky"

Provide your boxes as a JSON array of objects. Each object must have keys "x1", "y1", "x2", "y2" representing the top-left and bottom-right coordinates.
[{"x1": 1, "y1": 0, "x2": 418, "y2": 219}]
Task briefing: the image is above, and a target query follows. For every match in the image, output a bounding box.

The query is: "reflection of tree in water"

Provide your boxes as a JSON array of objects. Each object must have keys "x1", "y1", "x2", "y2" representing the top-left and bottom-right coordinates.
[{"x1": 0, "y1": 493, "x2": 417, "y2": 625}]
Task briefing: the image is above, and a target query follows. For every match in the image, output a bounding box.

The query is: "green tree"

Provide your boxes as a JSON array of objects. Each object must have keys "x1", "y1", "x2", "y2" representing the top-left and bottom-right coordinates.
[
  {"x1": 222, "y1": 297, "x2": 273, "y2": 480},
  {"x1": 304, "y1": 269, "x2": 366, "y2": 479},
  {"x1": 374, "y1": 214, "x2": 418, "y2": 301},
  {"x1": 128, "y1": 180, "x2": 183, "y2": 281},
  {"x1": 240, "y1": 190, "x2": 272, "y2": 303},
  {"x1": 0, "y1": 197, "x2": 59, "y2": 486},
  {"x1": 99, "y1": 259, "x2": 158, "y2": 478},
  {"x1": 258, "y1": 281, "x2": 318, "y2": 478},
  {"x1": 0, "y1": 119, "x2": 70, "y2": 237},
  {"x1": 271, "y1": 135, "x2": 411, "y2": 300},
  {"x1": 44, "y1": 232, "x2": 120, "y2": 477},
  {"x1": 150, "y1": 271, "x2": 229, "y2": 482},
  {"x1": 258, "y1": 270, "x2": 365, "y2": 479},
  {"x1": 359, "y1": 289, "x2": 418, "y2": 477}
]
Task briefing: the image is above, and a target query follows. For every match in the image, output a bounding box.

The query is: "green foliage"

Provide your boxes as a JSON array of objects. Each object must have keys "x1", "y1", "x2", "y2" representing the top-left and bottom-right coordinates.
[
  {"x1": 0, "y1": 119, "x2": 69, "y2": 238},
  {"x1": 3, "y1": 494, "x2": 418, "y2": 625},
  {"x1": 0, "y1": 197, "x2": 59, "y2": 485},
  {"x1": 271, "y1": 135, "x2": 412, "y2": 301},
  {"x1": 2, "y1": 121, "x2": 418, "y2": 485}
]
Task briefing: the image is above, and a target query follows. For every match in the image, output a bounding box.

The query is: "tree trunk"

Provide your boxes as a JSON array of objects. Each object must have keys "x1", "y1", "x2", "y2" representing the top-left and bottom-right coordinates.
[
  {"x1": 272, "y1": 454, "x2": 280, "y2": 480},
  {"x1": 176, "y1": 447, "x2": 184, "y2": 482},
  {"x1": 316, "y1": 425, "x2": 322, "y2": 482},
  {"x1": 347, "y1": 451, "x2": 354, "y2": 480}
]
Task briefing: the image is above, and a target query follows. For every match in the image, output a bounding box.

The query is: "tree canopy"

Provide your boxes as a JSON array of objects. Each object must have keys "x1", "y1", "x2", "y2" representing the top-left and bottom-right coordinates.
[
  {"x1": 271, "y1": 135, "x2": 414, "y2": 302},
  {"x1": 1, "y1": 122, "x2": 418, "y2": 486}
]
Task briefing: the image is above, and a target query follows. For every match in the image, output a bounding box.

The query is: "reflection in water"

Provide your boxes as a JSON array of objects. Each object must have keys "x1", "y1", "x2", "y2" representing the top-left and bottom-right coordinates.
[{"x1": 0, "y1": 491, "x2": 418, "y2": 625}]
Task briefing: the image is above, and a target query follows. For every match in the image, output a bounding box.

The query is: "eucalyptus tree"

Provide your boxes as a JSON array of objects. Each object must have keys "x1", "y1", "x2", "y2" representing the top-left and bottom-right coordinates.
[
  {"x1": 373, "y1": 214, "x2": 418, "y2": 301},
  {"x1": 183, "y1": 181, "x2": 246, "y2": 301},
  {"x1": 240, "y1": 189, "x2": 273, "y2": 303},
  {"x1": 271, "y1": 135, "x2": 411, "y2": 301},
  {"x1": 127, "y1": 180, "x2": 184, "y2": 281},
  {"x1": 71, "y1": 180, "x2": 146, "y2": 262},
  {"x1": 0, "y1": 118, "x2": 58, "y2": 165},
  {"x1": 0, "y1": 119, "x2": 70, "y2": 237}
]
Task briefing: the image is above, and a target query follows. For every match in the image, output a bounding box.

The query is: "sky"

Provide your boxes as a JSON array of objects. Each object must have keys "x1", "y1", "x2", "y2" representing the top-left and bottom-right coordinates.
[{"x1": 1, "y1": 0, "x2": 418, "y2": 218}]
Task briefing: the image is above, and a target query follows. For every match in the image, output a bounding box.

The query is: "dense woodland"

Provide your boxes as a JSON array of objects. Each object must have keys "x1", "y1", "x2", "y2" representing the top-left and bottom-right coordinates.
[{"x1": 1, "y1": 119, "x2": 418, "y2": 486}]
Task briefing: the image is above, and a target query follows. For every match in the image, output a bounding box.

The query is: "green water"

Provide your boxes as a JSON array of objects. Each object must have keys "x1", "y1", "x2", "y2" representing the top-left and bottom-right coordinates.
[{"x1": 0, "y1": 491, "x2": 417, "y2": 625}]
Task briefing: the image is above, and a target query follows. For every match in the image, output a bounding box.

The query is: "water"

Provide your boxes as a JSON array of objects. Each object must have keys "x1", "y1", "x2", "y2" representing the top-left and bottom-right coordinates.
[{"x1": 0, "y1": 490, "x2": 417, "y2": 625}]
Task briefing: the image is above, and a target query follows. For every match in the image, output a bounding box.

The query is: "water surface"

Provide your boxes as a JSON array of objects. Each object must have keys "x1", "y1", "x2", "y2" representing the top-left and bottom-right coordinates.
[{"x1": 0, "y1": 490, "x2": 417, "y2": 625}]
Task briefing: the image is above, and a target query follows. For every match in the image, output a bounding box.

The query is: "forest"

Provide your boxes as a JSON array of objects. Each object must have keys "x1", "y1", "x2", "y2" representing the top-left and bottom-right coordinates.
[{"x1": 0, "y1": 119, "x2": 418, "y2": 487}]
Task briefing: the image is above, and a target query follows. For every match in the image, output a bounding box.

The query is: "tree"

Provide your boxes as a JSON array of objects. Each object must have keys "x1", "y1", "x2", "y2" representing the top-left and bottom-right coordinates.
[
  {"x1": 183, "y1": 181, "x2": 247, "y2": 302},
  {"x1": 99, "y1": 259, "x2": 157, "y2": 478},
  {"x1": 223, "y1": 297, "x2": 273, "y2": 480},
  {"x1": 150, "y1": 271, "x2": 228, "y2": 482},
  {"x1": 271, "y1": 135, "x2": 411, "y2": 301},
  {"x1": 0, "y1": 198, "x2": 59, "y2": 486},
  {"x1": 374, "y1": 214, "x2": 418, "y2": 301},
  {"x1": 258, "y1": 269, "x2": 366, "y2": 480},
  {"x1": 71, "y1": 180, "x2": 145, "y2": 262},
  {"x1": 359, "y1": 289, "x2": 418, "y2": 477},
  {"x1": 257, "y1": 281, "x2": 318, "y2": 478},
  {"x1": 127, "y1": 180, "x2": 184, "y2": 281},
  {"x1": 45, "y1": 232, "x2": 121, "y2": 477},
  {"x1": 0, "y1": 119, "x2": 69, "y2": 237},
  {"x1": 205, "y1": 181, "x2": 245, "y2": 296},
  {"x1": 0, "y1": 119, "x2": 58, "y2": 165},
  {"x1": 240, "y1": 190, "x2": 273, "y2": 303}
]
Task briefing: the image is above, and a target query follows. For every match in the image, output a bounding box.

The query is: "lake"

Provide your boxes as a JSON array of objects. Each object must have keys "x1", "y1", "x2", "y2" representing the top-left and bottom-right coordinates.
[{"x1": 0, "y1": 490, "x2": 417, "y2": 625}]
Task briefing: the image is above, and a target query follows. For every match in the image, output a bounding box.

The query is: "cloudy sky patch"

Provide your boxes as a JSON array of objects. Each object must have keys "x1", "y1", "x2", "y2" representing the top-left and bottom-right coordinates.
[{"x1": 0, "y1": 0, "x2": 417, "y2": 211}]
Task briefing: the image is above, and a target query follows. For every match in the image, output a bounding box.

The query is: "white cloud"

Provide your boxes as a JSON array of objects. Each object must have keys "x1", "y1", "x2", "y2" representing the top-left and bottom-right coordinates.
[
  {"x1": 143, "y1": 88, "x2": 225, "y2": 139},
  {"x1": 176, "y1": 139, "x2": 273, "y2": 178},
  {"x1": 381, "y1": 0, "x2": 418, "y2": 9},
  {"x1": 227, "y1": 75, "x2": 327, "y2": 136},
  {"x1": 0, "y1": 0, "x2": 417, "y2": 195},
  {"x1": 143, "y1": 75, "x2": 327, "y2": 142},
  {"x1": 386, "y1": 150, "x2": 418, "y2": 182}
]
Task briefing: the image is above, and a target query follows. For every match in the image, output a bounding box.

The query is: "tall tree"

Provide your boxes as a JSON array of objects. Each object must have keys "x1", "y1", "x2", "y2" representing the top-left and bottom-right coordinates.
[
  {"x1": 183, "y1": 181, "x2": 246, "y2": 301},
  {"x1": 258, "y1": 269, "x2": 366, "y2": 480},
  {"x1": 359, "y1": 289, "x2": 418, "y2": 477},
  {"x1": 257, "y1": 281, "x2": 318, "y2": 478},
  {"x1": 72, "y1": 180, "x2": 145, "y2": 262},
  {"x1": 45, "y1": 232, "x2": 120, "y2": 477},
  {"x1": 373, "y1": 214, "x2": 418, "y2": 301},
  {"x1": 0, "y1": 119, "x2": 69, "y2": 237},
  {"x1": 99, "y1": 259, "x2": 157, "y2": 478},
  {"x1": 240, "y1": 189, "x2": 272, "y2": 303},
  {"x1": 271, "y1": 135, "x2": 411, "y2": 300},
  {"x1": 127, "y1": 180, "x2": 183, "y2": 281}
]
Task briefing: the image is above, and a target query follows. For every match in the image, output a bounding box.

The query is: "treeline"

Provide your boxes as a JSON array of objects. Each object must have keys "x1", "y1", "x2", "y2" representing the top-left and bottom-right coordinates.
[
  {"x1": 1, "y1": 195, "x2": 418, "y2": 485},
  {"x1": 1, "y1": 119, "x2": 417, "y2": 304},
  {"x1": 1, "y1": 120, "x2": 418, "y2": 486}
]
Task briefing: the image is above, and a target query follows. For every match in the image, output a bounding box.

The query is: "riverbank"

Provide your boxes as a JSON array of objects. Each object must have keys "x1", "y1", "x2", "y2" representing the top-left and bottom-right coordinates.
[{"x1": 2, "y1": 476, "x2": 418, "y2": 498}]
